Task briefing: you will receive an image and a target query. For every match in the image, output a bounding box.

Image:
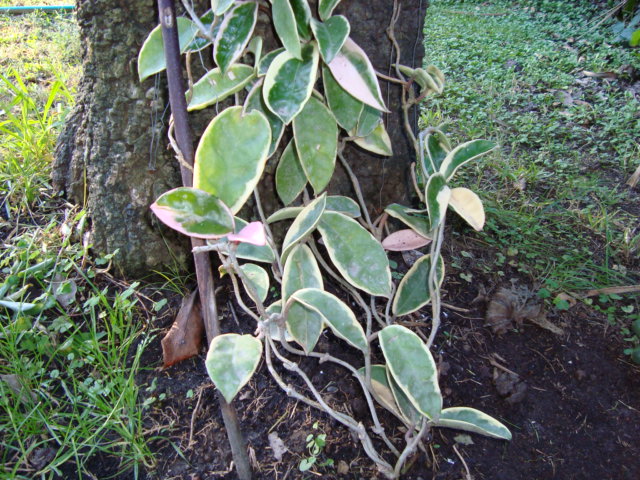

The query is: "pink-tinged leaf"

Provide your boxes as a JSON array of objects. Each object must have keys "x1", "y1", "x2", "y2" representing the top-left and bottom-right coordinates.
[
  {"x1": 327, "y1": 38, "x2": 388, "y2": 112},
  {"x1": 151, "y1": 187, "x2": 235, "y2": 239},
  {"x1": 227, "y1": 221, "x2": 267, "y2": 246},
  {"x1": 382, "y1": 229, "x2": 432, "y2": 252}
]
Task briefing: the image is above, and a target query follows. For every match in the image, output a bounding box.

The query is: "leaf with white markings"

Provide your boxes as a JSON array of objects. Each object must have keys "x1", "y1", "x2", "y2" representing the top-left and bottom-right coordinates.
[
  {"x1": 244, "y1": 83, "x2": 285, "y2": 156},
  {"x1": 285, "y1": 299, "x2": 324, "y2": 353},
  {"x1": 322, "y1": 65, "x2": 363, "y2": 131},
  {"x1": 275, "y1": 139, "x2": 307, "y2": 205},
  {"x1": 352, "y1": 122, "x2": 392, "y2": 156},
  {"x1": 436, "y1": 407, "x2": 512, "y2": 440},
  {"x1": 293, "y1": 97, "x2": 338, "y2": 193},
  {"x1": 392, "y1": 254, "x2": 444, "y2": 316},
  {"x1": 425, "y1": 173, "x2": 450, "y2": 230},
  {"x1": 448, "y1": 188, "x2": 485, "y2": 231},
  {"x1": 439, "y1": 139, "x2": 496, "y2": 180},
  {"x1": 272, "y1": 0, "x2": 302, "y2": 59},
  {"x1": 379, "y1": 325, "x2": 442, "y2": 419},
  {"x1": 214, "y1": 2, "x2": 258, "y2": 73},
  {"x1": 239, "y1": 263, "x2": 269, "y2": 303},
  {"x1": 357, "y1": 365, "x2": 404, "y2": 421},
  {"x1": 267, "y1": 195, "x2": 360, "y2": 223},
  {"x1": 318, "y1": 211, "x2": 391, "y2": 297},
  {"x1": 281, "y1": 194, "x2": 327, "y2": 262},
  {"x1": 264, "y1": 43, "x2": 319, "y2": 124},
  {"x1": 188, "y1": 65, "x2": 255, "y2": 111},
  {"x1": 292, "y1": 288, "x2": 368, "y2": 352},
  {"x1": 384, "y1": 204, "x2": 431, "y2": 238},
  {"x1": 211, "y1": 0, "x2": 235, "y2": 16},
  {"x1": 234, "y1": 218, "x2": 276, "y2": 263},
  {"x1": 318, "y1": 0, "x2": 341, "y2": 20},
  {"x1": 282, "y1": 245, "x2": 323, "y2": 303},
  {"x1": 205, "y1": 334, "x2": 262, "y2": 402},
  {"x1": 310, "y1": 16, "x2": 350, "y2": 64},
  {"x1": 291, "y1": 0, "x2": 312, "y2": 39}
]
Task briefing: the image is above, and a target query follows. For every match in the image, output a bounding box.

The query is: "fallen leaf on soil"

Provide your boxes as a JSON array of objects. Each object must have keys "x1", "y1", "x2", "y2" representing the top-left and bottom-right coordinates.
[
  {"x1": 493, "y1": 369, "x2": 528, "y2": 404},
  {"x1": 486, "y1": 284, "x2": 564, "y2": 335},
  {"x1": 268, "y1": 432, "x2": 288, "y2": 461},
  {"x1": 453, "y1": 434, "x2": 475, "y2": 445},
  {"x1": 580, "y1": 284, "x2": 640, "y2": 298},
  {"x1": 0, "y1": 374, "x2": 36, "y2": 404},
  {"x1": 161, "y1": 290, "x2": 204, "y2": 367},
  {"x1": 337, "y1": 460, "x2": 350, "y2": 475},
  {"x1": 382, "y1": 229, "x2": 432, "y2": 251},
  {"x1": 401, "y1": 249, "x2": 424, "y2": 267},
  {"x1": 582, "y1": 70, "x2": 617, "y2": 80},
  {"x1": 627, "y1": 164, "x2": 640, "y2": 188}
]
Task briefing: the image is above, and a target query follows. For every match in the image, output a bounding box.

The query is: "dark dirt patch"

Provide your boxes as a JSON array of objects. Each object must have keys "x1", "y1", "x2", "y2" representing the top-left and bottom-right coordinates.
[{"x1": 121, "y1": 263, "x2": 640, "y2": 480}]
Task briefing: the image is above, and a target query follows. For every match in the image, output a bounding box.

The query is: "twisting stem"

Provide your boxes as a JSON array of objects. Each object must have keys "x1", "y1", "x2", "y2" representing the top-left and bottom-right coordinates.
[
  {"x1": 426, "y1": 218, "x2": 446, "y2": 349},
  {"x1": 393, "y1": 418, "x2": 429, "y2": 477}
]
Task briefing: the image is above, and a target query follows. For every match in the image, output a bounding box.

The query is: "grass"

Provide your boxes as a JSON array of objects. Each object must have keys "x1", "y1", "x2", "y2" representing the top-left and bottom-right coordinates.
[
  {"x1": 422, "y1": 0, "x2": 640, "y2": 294},
  {"x1": 1, "y1": 7, "x2": 162, "y2": 479}
]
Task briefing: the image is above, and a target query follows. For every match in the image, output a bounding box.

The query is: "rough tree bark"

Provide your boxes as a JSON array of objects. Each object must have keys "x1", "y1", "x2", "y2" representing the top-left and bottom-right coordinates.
[{"x1": 53, "y1": 0, "x2": 427, "y2": 276}]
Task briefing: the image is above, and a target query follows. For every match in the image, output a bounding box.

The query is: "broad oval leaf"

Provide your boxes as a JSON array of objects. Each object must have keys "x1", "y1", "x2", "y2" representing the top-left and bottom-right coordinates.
[
  {"x1": 310, "y1": 16, "x2": 350, "y2": 64},
  {"x1": 439, "y1": 139, "x2": 497, "y2": 181},
  {"x1": 385, "y1": 204, "x2": 431, "y2": 238},
  {"x1": 194, "y1": 106, "x2": 271, "y2": 214},
  {"x1": 422, "y1": 128, "x2": 451, "y2": 176},
  {"x1": 318, "y1": 211, "x2": 391, "y2": 297},
  {"x1": 266, "y1": 300, "x2": 295, "y2": 343},
  {"x1": 327, "y1": 38, "x2": 387, "y2": 112},
  {"x1": 286, "y1": 299, "x2": 324, "y2": 353},
  {"x1": 425, "y1": 173, "x2": 450, "y2": 230},
  {"x1": 382, "y1": 229, "x2": 431, "y2": 252},
  {"x1": 448, "y1": 187, "x2": 485, "y2": 231},
  {"x1": 282, "y1": 244, "x2": 323, "y2": 303},
  {"x1": 214, "y1": 1, "x2": 258, "y2": 73},
  {"x1": 392, "y1": 254, "x2": 445, "y2": 316},
  {"x1": 233, "y1": 218, "x2": 276, "y2": 263},
  {"x1": 206, "y1": 333, "x2": 262, "y2": 402},
  {"x1": 276, "y1": 139, "x2": 307, "y2": 206},
  {"x1": 264, "y1": 43, "x2": 319, "y2": 124},
  {"x1": 355, "y1": 105, "x2": 381, "y2": 138},
  {"x1": 239, "y1": 263, "x2": 269, "y2": 303},
  {"x1": 357, "y1": 365, "x2": 404, "y2": 421},
  {"x1": 244, "y1": 82, "x2": 285, "y2": 156},
  {"x1": 436, "y1": 407, "x2": 512, "y2": 440},
  {"x1": 293, "y1": 96, "x2": 338, "y2": 193},
  {"x1": 272, "y1": 0, "x2": 302, "y2": 59},
  {"x1": 281, "y1": 194, "x2": 327, "y2": 262},
  {"x1": 267, "y1": 195, "x2": 360, "y2": 223},
  {"x1": 258, "y1": 47, "x2": 285, "y2": 76},
  {"x1": 379, "y1": 325, "x2": 442, "y2": 419},
  {"x1": 352, "y1": 122, "x2": 392, "y2": 156},
  {"x1": 322, "y1": 65, "x2": 363, "y2": 131},
  {"x1": 188, "y1": 64, "x2": 255, "y2": 111},
  {"x1": 151, "y1": 187, "x2": 234, "y2": 239},
  {"x1": 318, "y1": 0, "x2": 341, "y2": 20},
  {"x1": 292, "y1": 288, "x2": 368, "y2": 352},
  {"x1": 138, "y1": 17, "x2": 198, "y2": 81},
  {"x1": 212, "y1": 0, "x2": 235, "y2": 16},
  {"x1": 291, "y1": 0, "x2": 312, "y2": 39}
]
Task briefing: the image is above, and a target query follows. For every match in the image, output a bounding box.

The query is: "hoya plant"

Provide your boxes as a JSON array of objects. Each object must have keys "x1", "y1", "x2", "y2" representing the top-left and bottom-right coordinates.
[{"x1": 139, "y1": 0, "x2": 509, "y2": 477}]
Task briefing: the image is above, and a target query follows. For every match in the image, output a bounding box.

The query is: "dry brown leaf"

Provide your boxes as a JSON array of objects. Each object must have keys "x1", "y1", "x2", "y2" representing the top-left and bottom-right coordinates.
[{"x1": 161, "y1": 290, "x2": 204, "y2": 367}]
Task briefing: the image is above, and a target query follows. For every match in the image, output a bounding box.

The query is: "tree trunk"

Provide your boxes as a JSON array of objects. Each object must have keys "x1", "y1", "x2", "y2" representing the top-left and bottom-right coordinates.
[{"x1": 54, "y1": 0, "x2": 426, "y2": 276}]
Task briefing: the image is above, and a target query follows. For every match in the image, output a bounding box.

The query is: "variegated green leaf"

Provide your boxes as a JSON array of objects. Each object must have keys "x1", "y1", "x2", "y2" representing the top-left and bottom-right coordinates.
[
  {"x1": 281, "y1": 194, "x2": 327, "y2": 262},
  {"x1": 286, "y1": 298, "x2": 324, "y2": 353},
  {"x1": 422, "y1": 128, "x2": 451, "y2": 176},
  {"x1": 318, "y1": 211, "x2": 391, "y2": 297},
  {"x1": 292, "y1": 288, "x2": 367, "y2": 352},
  {"x1": 425, "y1": 173, "x2": 450, "y2": 230},
  {"x1": 322, "y1": 65, "x2": 363, "y2": 131},
  {"x1": 239, "y1": 263, "x2": 269, "y2": 303},
  {"x1": 188, "y1": 64, "x2": 255, "y2": 111},
  {"x1": 379, "y1": 325, "x2": 442, "y2": 419},
  {"x1": 327, "y1": 37, "x2": 387, "y2": 112},
  {"x1": 436, "y1": 407, "x2": 512, "y2": 440},
  {"x1": 448, "y1": 187, "x2": 485, "y2": 231},
  {"x1": 211, "y1": 0, "x2": 235, "y2": 16},
  {"x1": 234, "y1": 217, "x2": 276, "y2": 263},
  {"x1": 151, "y1": 187, "x2": 234, "y2": 239},
  {"x1": 264, "y1": 43, "x2": 319, "y2": 124},
  {"x1": 194, "y1": 107, "x2": 271, "y2": 214},
  {"x1": 293, "y1": 96, "x2": 338, "y2": 193},
  {"x1": 138, "y1": 17, "x2": 198, "y2": 81},
  {"x1": 185, "y1": 10, "x2": 217, "y2": 52},
  {"x1": 266, "y1": 300, "x2": 295, "y2": 343},
  {"x1": 356, "y1": 105, "x2": 381, "y2": 137},
  {"x1": 291, "y1": 0, "x2": 312, "y2": 39},
  {"x1": 384, "y1": 204, "x2": 431, "y2": 238},
  {"x1": 258, "y1": 47, "x2": 284, "y2": 76},
  {"x1": 357, "y1": 365, "x2": 404, "y2": 420},
  {"x1": 352, "y1": 122, "x2": 392, "y2": 156},
  {"x1": 282, "y1": 244, "x2": 323, "y2": 303},
  {"x1": 439, "y1": 139, "x2": 496, "y2": 181},
  {"x1": 244, "y1": 82, "x2": 284, "y2": 156},
  {"x1": 267, "y1": 195, "x2": 360, "y2": 223},
  {"x1": 310, "y1": 16, "x2": 350, "y2": 64},
  {"x1": 205, "y1": 333, "x2": 262, "y2": 402},
  {"x1": 276, "y1": 139, "x2": 307, "y2": 206},
  {"x1": 387, "y1": 366, "x2": 422, "y2": 426},
  {"x1": 272, "y1": 0, "x2": 301, "y2": 59},
  {"x1": 318, "y1": 0, "x2": 341, "y2": 21},
  {"x1": 247, "y1": 35, "x2": 263, "y2": 68},
  {"x1": 392, "y1": 254, "x2": 445, "y2": 316},
  {"x1": 214, "y1": 1, "x2": 258, "y2": 73}
]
